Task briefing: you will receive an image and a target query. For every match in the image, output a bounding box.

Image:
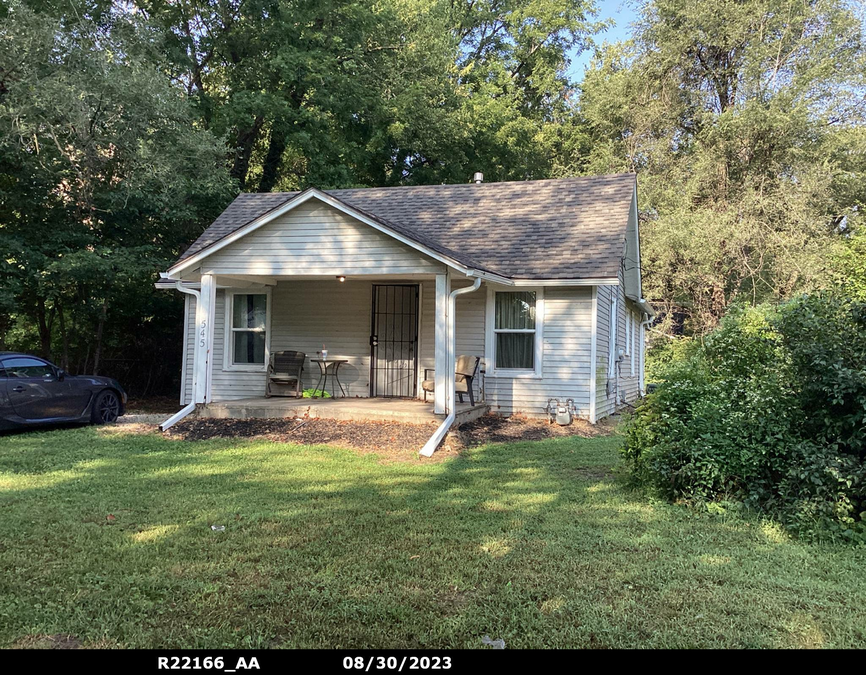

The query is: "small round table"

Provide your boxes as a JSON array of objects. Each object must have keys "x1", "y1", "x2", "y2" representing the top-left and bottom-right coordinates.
[{"x1": 311, "y1": 358, "x2": 348, "y2": 398}]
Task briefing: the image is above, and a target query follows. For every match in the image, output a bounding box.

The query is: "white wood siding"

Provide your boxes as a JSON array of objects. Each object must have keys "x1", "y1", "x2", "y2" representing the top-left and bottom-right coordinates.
[
  {"x1": 594, "y1": 274, "x2": 642, "y2": 418},
  {"x1": 181, "y1": 294, "x2": 196, "y2": 405},
  {"x1": 455, "y1": 286, "x2": 593, "y2": 418},
  {"x1": 416, "y1": 279, "x2": 484, "y2": 401},
  {"x1": 203, "y1": 201, "x2": 446, "y2": 276},
  {"x1": 619, "y1": 299, "x2": 642, "y2": 404},
  {"x1": 595, "y1": 284, "x2": 615, "y2": 419},
  {"x1": 271, "y1": 280, "x2": 374, "y2": 397},
  {"x1": 419, "y1": 279, "x2": 435, "y2": 395},
  {"x1": 179, "y1": 280, "x2": 602, "y2": 418},
  {"x1": 211, "y1": 291, "x2": 268, "y2": 399}
]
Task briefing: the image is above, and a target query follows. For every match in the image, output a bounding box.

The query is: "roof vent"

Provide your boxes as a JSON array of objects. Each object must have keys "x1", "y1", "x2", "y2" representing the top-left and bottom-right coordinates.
[{"x1": 473, "y1": 171, "x2": 484, "y2": 184}]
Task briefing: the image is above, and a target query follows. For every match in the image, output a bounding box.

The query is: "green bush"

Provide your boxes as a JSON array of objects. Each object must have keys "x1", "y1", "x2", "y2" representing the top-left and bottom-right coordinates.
[
  {"x1": 622, "y1": 293, "x2": 866, "y2": 540},
  {"x1": 644, "y1": 335, "x2": 696, "y2": 383}
]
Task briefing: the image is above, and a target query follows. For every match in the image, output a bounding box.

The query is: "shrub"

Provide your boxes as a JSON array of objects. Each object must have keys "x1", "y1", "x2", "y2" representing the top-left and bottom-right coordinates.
[
  {"x1": 623, "y1": 293, "x2": 866, "y2": 540},
  {"x1": 644, "y1": 335, "x2": 696, "y2": 383}
]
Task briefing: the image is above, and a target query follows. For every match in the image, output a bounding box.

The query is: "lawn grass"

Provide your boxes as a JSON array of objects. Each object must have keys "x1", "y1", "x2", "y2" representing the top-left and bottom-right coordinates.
[{"x1": 1, "y1": 424, "x2": 865, "y2": 649}]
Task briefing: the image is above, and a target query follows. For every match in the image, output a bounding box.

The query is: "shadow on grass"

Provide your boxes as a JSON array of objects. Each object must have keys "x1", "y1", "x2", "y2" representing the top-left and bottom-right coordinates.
[{"x1": 0, "y1": 426, "x2": 864, "y2": 649}]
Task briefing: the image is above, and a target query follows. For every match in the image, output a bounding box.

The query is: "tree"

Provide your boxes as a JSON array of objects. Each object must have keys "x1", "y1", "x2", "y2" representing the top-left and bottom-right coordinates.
[
  {"x1": 0, "y1": 5, "x2": 233, "y2": 384},
  {"x1": 579, "y1": 0, "x2": 866, "y2": 334},
  {"x1": 136, "y1": 0, "x2": 601, "y2": 189}
]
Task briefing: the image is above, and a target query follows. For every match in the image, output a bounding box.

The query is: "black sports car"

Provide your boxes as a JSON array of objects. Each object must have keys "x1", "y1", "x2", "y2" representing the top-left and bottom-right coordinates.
[{"x1": 0, "y1": 352, "x2": 126, "y2": 431}]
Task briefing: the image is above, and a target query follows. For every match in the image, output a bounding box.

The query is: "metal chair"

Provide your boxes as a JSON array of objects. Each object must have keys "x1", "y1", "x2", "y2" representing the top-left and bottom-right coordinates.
[
  {"x1": 266, "y1": 350, "x2": 305, "y2": 398},
  {"x1": 421, "y1": 355, "x2": 480, "y2": 406}
]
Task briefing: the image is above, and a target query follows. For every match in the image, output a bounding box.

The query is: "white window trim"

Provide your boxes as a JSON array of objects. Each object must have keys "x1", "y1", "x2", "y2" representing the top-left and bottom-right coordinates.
[
  {"x1": 484, "y1": 285, "x2": 544, "y2": 379},
  {"x1": 630, "y1": 311, "x2": 636, "y2": 376},
  {"x1": 223, "y1": 288, "x2": 272, "y2": 373},
  {"x1": 624, "y1": 307, "x2": 631, "y2": 356}
]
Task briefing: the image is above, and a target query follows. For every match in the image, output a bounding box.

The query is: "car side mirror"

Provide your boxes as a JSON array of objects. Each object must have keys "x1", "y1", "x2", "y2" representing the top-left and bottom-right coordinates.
[{"x1": 56, "y1": 369, "x2": 66, "y2": 381}]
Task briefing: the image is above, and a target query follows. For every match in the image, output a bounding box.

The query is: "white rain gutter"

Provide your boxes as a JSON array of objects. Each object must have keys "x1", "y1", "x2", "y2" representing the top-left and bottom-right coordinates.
[
  {"x1": 159, "y1": 282, "x2": 201, "y2": 431},
  {"x1": 419, "y1": 277, "x2": 483, "y2": 457},
  {"x1": 637, "y1": 297, "x2": 657, "y2": 318}
]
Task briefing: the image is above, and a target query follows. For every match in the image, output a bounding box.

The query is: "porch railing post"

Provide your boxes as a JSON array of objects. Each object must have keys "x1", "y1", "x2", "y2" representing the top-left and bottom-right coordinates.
[
  {"x1": 194, "y1": 273, "x2": 217, "y2": 404},
  {"x1": 433, "y1": 271, "x2": 450, "y2": 414}
]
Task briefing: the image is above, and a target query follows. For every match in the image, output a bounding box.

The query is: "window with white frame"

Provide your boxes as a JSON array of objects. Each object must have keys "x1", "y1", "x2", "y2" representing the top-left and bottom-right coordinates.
[
  {"x1": 229, "y1": 293, "x2": 268, "y2": 367},
  {"x1": 493, "y1": 290, "x2": 538, "y2": 371}
]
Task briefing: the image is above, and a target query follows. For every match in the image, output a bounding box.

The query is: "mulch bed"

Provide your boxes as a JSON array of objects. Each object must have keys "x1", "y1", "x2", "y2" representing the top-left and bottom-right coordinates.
[
  {"x1": 453, "y1": 413, "x2": 616, "y2": 447},
  {"x1": 166, "y1": 413, "x2": 616, "y2": 459},
  {"x1": 168, "y1": 417, "x2": 442, "y2": 459}
]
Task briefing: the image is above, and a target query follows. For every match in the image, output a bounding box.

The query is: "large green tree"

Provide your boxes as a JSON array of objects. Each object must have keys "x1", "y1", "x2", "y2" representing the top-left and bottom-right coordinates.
[
  {"x1": 0, "y1": 4, "x2": 233, "y2": 385},
  {"x1": 1, "y1": 0, "x2": 599, "y2": 394},
  {"x1": 135, "y1": 0, "x2": 600, "y2": 190},
  {"x1": 579, "y1": 0, "x2": 866, "y2": 334}
]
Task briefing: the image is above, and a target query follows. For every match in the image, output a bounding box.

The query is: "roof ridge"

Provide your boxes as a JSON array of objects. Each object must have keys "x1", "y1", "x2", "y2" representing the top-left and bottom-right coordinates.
[
  {"x1": 247, "y1": 172, "x2": 636, "y2": 197},
  {"x1": 172, "y1": 173, "x2": 638, "y2": 280}
]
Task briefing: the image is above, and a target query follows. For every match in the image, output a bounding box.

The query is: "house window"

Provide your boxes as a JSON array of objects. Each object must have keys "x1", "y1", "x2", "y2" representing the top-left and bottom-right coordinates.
[
  {"x1": 229, "y1": 293, "x2": 267, "y2": 367},
  {"x1": 494, "y1": 291, "x2": 537, "y2": 370}
]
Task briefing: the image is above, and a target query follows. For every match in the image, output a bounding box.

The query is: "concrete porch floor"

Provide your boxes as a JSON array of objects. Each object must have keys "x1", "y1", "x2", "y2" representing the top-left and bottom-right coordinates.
[{"x1": 199, "y1": 397, "x2": 489, "y2": 427}]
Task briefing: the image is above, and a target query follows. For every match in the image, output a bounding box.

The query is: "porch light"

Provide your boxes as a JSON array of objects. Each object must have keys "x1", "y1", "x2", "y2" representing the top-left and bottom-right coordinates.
[{"x1": 336, "y1": 275, "x2": 346, "y2": 282}]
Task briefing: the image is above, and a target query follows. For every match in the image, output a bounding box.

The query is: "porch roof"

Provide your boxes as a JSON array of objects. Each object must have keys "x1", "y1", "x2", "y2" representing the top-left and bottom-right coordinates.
[{"x1": 174, "y1": 174, "x2": 637, "y2": 282}]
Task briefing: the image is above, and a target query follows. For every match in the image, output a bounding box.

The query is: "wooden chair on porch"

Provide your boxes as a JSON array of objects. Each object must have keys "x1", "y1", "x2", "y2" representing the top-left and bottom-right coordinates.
[
  {"x1": 422, "y1": 355, "x2": 480, "y2": 406},
  {"x1": 266, "y1": 350, "x2": 305, "y2": 398}
]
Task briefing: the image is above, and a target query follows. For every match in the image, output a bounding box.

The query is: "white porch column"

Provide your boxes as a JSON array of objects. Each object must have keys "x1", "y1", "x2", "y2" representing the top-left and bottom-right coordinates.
[
  {"x1": 434, "y1": 271, "x2": 450, "y2": 414},
  {"x1": 193, "y1": 273, "x2": 217, "y2": 403}
]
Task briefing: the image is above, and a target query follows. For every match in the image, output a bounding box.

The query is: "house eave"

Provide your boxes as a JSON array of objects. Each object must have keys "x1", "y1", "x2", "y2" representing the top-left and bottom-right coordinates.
[{"x1": 164, "y1": 188, "x2": 501, "y2": 283}]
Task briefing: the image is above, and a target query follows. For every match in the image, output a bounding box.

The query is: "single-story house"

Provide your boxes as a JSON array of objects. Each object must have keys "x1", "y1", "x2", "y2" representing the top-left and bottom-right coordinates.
[{"x1": 157, "y1": 173, "x2": 654, "y2": 453}]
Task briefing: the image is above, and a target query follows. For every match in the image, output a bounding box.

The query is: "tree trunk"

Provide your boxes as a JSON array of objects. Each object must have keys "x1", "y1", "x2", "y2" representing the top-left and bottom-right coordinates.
[
  {"x1": 36, "y1": 298, "x2": 53, "y2": 361},
  {"x1": 57, "y1": 302, "x2": 69, "y2": 370},
  {"x1": 92, "y1": 299, "x2": 107, "y2": 376},
  {"x1": 230, "y1": 115, "x2": 265, "y2": 189},
  {"x1": 81, "y1": 343, "x2": 91, "y2": 378},
  {"x1": 257, "y1": 121, "x2": 288, "y2": 192}
]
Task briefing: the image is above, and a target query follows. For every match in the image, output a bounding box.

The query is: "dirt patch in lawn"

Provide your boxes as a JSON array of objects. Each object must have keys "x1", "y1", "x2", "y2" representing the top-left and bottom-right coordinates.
[{"x1": 12, "y1": 634, "x2": 83, "y2": 649}]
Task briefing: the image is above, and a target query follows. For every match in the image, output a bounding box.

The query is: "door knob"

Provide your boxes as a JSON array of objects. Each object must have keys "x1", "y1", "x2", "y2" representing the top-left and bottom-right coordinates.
[{"x1": 12, "y1": 386, "x2": 24, "y2": 392}]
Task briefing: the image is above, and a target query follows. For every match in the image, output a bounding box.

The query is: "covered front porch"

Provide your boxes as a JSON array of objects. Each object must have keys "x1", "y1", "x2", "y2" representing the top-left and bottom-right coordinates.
[
  {"x1": 199, "y1": 396, "x2": 489, "y2": 426},
  {"x1": 158, "y1": 189, "x2": 505, "y2": 452}
]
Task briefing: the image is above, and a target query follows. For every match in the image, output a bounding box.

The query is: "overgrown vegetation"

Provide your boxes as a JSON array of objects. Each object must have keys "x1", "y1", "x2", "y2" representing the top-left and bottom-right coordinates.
[
  {"x1": 2, "y1": 0, "x2": 865, "y2": 393},
  {"x1": 2, "y1": 425, "x2": 866, "y2": 648},
  {"x1": 623, "y1": 293, "x2": 866, "y2": 541},
  {"x1": 578, "y1": 0, "x2": 866, "y2": 334}
]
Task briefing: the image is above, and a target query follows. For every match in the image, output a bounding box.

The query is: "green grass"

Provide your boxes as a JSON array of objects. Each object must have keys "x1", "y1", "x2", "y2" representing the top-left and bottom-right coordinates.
[{"x1": 1, "y1": 425, "x2": 865, "y2": 649}]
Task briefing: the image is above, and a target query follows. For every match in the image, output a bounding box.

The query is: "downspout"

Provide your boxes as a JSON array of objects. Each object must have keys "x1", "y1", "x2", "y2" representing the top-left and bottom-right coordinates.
[
  {"x1": 159, "y1": 282, "x2": 201, "y2": 431},
  {"x1": 420, "y1": 277, "x2": 483, "y2": 457}
]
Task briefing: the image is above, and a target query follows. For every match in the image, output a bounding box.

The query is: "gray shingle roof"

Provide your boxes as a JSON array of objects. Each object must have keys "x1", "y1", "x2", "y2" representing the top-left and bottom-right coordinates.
[{"x1": 174, "y1": 173, "x2": 636, "y2": 280}]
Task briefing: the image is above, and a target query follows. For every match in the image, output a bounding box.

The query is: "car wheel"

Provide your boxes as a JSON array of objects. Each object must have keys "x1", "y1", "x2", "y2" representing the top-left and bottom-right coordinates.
[{"x1": 92, "y1": 390, "x2": 121, "y2": 424}]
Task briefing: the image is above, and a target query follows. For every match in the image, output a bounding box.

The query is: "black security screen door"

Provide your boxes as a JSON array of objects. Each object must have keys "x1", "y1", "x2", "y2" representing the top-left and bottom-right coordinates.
[{"x1": 370, "y1": 284, "x2": 419, "y2": 397}]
